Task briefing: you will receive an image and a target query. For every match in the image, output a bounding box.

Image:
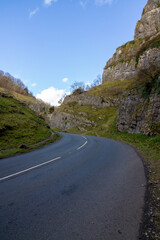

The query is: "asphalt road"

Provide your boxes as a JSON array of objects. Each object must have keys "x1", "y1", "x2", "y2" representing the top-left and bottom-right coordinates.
[{"x1": 0, "y1": 133, "x2": 146, "y2": 240}]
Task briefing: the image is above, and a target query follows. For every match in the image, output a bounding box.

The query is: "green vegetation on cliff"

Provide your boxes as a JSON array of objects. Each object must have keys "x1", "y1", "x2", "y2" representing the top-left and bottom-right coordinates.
[
  {"x1": 88, "y1": 78, "x2": 134, "y2": 97},
  {"x1": 104, "y1": 38, "x2": 143, "y2": 70}
]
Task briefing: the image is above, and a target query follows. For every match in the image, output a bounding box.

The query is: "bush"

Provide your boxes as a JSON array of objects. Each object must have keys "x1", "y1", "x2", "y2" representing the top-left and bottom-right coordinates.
[
  {"x1": 73, "y1": 87, "x2": 85, "y2": 95},
  {"x1": 49, "y1": 106, "x2": 55, "y2": 114},
  {"x1": 135, "y1": 65, "x2": 160, "y2": 97}
]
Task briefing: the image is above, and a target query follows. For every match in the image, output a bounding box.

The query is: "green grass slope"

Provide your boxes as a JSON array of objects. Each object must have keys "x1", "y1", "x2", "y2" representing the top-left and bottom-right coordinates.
[
  {"x1": 87, "y1": 78, "x2": 135, "y2": 97},
  {"x1": 0, "y1": 93, "x2": 59, "y2": 158},
  {"x1": 0, "y1": 86, "x2": 50, "y2": 114}
]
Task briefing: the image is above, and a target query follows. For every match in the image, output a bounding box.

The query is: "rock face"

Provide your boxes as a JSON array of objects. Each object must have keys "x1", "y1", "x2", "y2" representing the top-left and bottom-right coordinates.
[
  {"x1": 138, "y1": 47, "x2": 160, "y2": 70},
  {"x1": 135, "y1": 0, "x2": 160, "y2": 40},
  {"x1": 28, "y1": 102, "x2": 49, "y2": 113},
  {"x1": 102, "y1": 0, "x2": 160, "y2": 83},
  {"x1": 103, "y1": 59, "x2": 137, "y2": 82},
  {"x1": 143, "y1": 0, "x2": 160, "y2": 13},
  {"x1": 49, "y1": 110, "x2": 96, "y2": 129},
  {"x1": 102, "y1": 39, "x2": 143, "y2": 82},
  {"x1": 117, "y1": 92, "x2": 160, "y2": 135},
  {"x1": 63, "y1": 93, "x2": 119, "y2": 108},
  {"x1": 49, "y1": 92, "x2": 119, "y2": 129}
]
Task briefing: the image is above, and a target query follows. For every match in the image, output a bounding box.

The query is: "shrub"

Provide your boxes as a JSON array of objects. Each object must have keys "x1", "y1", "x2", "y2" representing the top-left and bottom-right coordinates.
[
  {"x1": 135, "y1": 65, "x2": 160, "y2": 97},
  {"x1": 48, "y1": 106, "x2": 55, "y2": 114},
  {"x1": 73, "y1": 87, "x2": 85, "y2": 95}
]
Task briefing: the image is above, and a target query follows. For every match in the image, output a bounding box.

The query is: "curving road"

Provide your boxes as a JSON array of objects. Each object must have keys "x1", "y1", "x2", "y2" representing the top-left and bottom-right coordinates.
[{"x1": 0, "y1": 133, "x2": 146, "y2": 240}]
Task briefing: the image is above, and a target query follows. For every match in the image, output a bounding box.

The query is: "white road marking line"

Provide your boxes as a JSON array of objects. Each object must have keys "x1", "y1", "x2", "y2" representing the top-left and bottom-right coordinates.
[
  {"x1": 77, "y1": 141, "x2": 87, "y2": 150},
  {"x1": 82, "y1": 136, "x2": 87, "y2": 140},
  {"x1": 0, "y1": 156, "x2": 61, "y2": 182},
  {"x1": 77, "y1": 136, "x2": 88, "y2": 151}
]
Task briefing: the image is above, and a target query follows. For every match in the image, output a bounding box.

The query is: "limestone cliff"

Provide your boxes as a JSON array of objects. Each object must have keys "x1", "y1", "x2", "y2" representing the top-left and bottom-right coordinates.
[
  {"x1": 63, "y1": 92, "x2": 119, "y2": 108},
  {"x1": 49, "y1": 110, "x2": 96, "y2": 130},
  {"x1": 135, "y1": 0, "x2": 160, "y2": 40},
  {"x1": 117, "y1": 92, "x2": 160, "y2": 135},
  {"x1": 102, "y1": 0, "x2": 160, "y2": 83}
]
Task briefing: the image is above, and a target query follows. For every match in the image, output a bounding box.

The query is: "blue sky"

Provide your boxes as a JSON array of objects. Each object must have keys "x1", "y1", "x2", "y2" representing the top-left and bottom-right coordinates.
[{"x1": 0, "y1": 0, "x2": 147, "y2": 105}]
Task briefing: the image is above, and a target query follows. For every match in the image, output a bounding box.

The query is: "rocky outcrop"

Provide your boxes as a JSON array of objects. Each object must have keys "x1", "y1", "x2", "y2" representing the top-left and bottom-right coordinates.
[
  {"x1": 102, "y1": 38, "x2": 160, "y2": 82},
  {"x1": 102, "y1": 39, "x2": 143, "y2": 82},
  {"x1": 49, "y1": 92, "x2": 119, "y2": 130},
  {"x1": 103, "y1": 59, "x2": 137, "y2": 82},
  {"x1": 63, "y1": 93, "x2": 119, "y2": 108},
  {"x1": 135, "y1": 0, "x2": 160, "y2": 40},
  {"x1": 143, "y1": 0, "x2": 160, "y2": 14},
  {"x1": 102, "y1": 0, "x2": 160, "y2": 83},
  {"x1": 27, "y1": 102, "x2": 49, "y2": 113},
  {"x1": 117, "y1": 92, "x2": 160, "y2": 135},
  {"x1": 49, "y1": 111, "x2": 96, "y2": 129},
  {"x1": 138, "y1": 47, "x2": 160, "y2": 69}
]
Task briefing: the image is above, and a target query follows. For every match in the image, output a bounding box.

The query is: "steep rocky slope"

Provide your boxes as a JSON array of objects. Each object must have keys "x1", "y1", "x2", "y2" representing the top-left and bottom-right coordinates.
[{"x1": 117, "y1": 91, "x2": 160, "y2": 135}]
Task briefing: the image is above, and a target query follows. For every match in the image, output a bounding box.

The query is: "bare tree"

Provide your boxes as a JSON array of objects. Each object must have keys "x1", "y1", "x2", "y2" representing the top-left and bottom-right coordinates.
[
  {"x1": 91, "y1": 74, "x2": 102, "y2": 87},
  {"x1": 58, "y1": 98, "x2": 63, "y2": 105},
  {"x1": 70, "y1": 81, "x2": 85, "y2": 93},
  {"x1": 0, "y1": 71, "x2": 33, "y2": 97}
]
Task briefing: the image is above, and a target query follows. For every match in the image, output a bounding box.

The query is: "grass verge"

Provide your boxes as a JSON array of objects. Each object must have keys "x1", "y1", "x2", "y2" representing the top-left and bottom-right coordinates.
[{"x1": 0, "y1": 132, "x2": 61, "y2": 159}]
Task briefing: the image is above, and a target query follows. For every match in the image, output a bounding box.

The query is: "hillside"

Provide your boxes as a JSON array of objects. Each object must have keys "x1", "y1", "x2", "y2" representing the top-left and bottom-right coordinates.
[
  {"x1": 49, "y1": 0, "x2": 160, "y2": 239},
  {"x1": 0, "y1": 71, "x2": 51, "y2": 118},
  {"x1": 0, "y1": 75, "x2": 59, "y2": 158}
]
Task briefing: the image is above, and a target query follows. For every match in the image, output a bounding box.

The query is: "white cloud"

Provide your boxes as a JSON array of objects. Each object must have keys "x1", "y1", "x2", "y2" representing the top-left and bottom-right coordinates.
[
  {"x1": 31, "y1": 83, "x2": 37, "y2": 87},
  {"x1": 29, "y1": 8, "x2": 39, "y2": 18},
  {"x1": 80, "y1": 0, "x2": 88, "y2": 8},
  {"x1": 62, "y1": 77, "x2": 68, "y2": 83},
  {"x1": 44, "y1": 0, "x2": 58, "y2": 6},
  {"x1": 36, "y1": 86, "x2": 69, "y2": 106},
  {"x1": 80, "y1": 0, "x2": 113, "y2": 7},
  {"x1": 95, "y1": 0, "x2": 113, "y2": 6}
]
